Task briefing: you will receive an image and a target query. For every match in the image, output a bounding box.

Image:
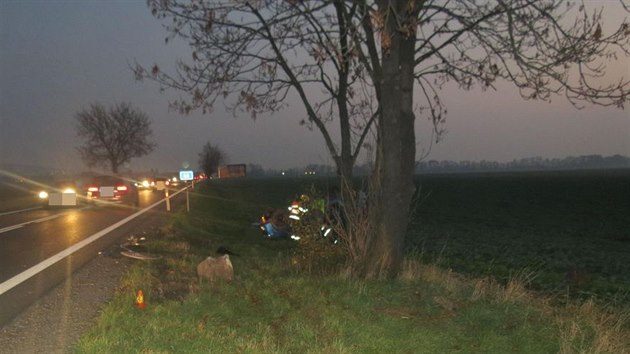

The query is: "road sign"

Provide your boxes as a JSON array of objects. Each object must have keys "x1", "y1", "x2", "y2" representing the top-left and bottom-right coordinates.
[{"x1": 179, "y1": 170, "x2": 194, "y2": 181}]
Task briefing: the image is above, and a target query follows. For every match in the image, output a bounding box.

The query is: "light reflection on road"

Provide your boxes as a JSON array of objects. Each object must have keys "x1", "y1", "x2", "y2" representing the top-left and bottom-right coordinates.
[
  {"x1": 138, "y1": 189, "x2": 155, "y2": 206},
  {"x1": 59, "y1": 210, "x2": 82, "y2": 243},
  {"x1": 0, "y1": 207, "x2": 90, "y2": 235}
]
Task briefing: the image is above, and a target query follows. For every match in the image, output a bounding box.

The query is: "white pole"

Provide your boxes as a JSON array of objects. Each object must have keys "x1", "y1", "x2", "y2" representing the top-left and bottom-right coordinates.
[
  {"x1": 186, "y1": 188, "x2": 190, "y2": 212},
  {"x1": 165, "y1": 188, "x2": 171, "y2": 211}
]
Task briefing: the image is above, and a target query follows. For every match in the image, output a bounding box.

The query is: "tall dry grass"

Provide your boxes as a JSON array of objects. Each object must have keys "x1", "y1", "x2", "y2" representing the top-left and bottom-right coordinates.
[{"x1": 401, "y1": 257, "x2": 630, "y2": 353}]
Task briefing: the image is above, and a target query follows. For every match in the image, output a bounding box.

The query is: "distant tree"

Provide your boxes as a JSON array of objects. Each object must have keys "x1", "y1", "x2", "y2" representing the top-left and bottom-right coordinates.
[
  {"x1": 137, "y1": 1, "x2": 630, "y2": 278},
  {"x1": 606, "y1": 154, "x2": 630, "y2": 168},
  {"x1": 75, "y1": 102, "x2": 155, "y2": 174},
  {"x1": 198, "y1": 142, "x2": 226, "y2": 177},
  {"x1": 247, "y1": 163, "x2": 265, "y2": 177}
]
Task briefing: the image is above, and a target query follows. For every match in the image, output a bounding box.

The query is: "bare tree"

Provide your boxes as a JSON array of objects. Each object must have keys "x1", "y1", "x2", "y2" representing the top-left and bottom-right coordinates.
[
  {"x1": 135, "y1": 1, "x2": 630, "y2": 278},
  {"x1": 76, "y1": 102, "x2": 156, "y2": 174},
  {"x1": 198, "y1": 142, "x2": 226, "y2": 177}
]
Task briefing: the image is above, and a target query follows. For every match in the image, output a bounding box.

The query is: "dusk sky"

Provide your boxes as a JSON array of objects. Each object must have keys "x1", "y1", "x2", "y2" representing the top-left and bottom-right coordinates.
[{"x1": 1, "y1": 0, "x2": 628, "y2": 174}]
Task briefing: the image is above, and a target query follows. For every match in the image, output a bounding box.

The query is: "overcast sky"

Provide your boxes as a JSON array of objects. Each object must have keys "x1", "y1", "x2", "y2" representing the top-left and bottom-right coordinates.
[{"x1": 1, "y1": 0, "x2": 628, "y2": 174}]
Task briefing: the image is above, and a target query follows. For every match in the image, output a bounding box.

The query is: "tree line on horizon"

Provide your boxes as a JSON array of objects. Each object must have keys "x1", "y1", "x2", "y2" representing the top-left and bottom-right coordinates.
[
  {"x1": 2, "y1": 154, "x2": 627, "y2": 181},
  {"x1": 243, "y1": 154, "x2": 630, "y2": 177},
  {"x1": 415, "y1": 154, "x2": 630, "y2": 173}
]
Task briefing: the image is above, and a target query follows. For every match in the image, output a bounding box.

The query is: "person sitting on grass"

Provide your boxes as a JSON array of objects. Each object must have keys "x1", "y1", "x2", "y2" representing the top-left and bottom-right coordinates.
[{"x1": 261, "y1": 209, "x2": 292, "y2": 239}]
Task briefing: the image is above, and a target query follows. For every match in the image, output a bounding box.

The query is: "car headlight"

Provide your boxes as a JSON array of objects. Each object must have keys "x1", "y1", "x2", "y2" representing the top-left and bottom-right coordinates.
[
  {"x1": 62, "y1": 188, "x2": 76, "y2": 194},
  {"x1": 38, "y1": 191, "x2": 49, "y2": 199}
]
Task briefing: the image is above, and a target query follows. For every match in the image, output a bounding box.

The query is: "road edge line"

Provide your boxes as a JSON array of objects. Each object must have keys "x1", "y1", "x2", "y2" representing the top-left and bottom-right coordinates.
[{"x1": 0, "y1": 188, "x2": 186, "y2": 296}]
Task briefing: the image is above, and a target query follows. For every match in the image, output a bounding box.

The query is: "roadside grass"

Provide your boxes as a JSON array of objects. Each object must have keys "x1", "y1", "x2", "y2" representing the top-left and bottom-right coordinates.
[{"x1": 74, "y1": 176, "x2": 630, "y2": 353}]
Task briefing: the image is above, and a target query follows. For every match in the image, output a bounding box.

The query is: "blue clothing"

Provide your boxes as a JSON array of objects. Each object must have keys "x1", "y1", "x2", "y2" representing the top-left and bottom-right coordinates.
[{"x1": 262, "y1": 222, "x2": 290, "y2": 239}]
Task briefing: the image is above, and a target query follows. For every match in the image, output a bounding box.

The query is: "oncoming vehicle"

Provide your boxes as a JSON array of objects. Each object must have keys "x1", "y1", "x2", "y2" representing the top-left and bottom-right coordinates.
[
  {"x1": 86, "y1": 176, "x2": 139, "y2": 206},
  {"x1": 38, "y1": 181, "x2": 78, "y2": 208},
  {"x1": 134, "y1": 177, "x2": 154, "y2": 190}
]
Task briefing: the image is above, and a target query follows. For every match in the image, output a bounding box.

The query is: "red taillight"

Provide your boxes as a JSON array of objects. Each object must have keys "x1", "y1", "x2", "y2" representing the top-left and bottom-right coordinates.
[
  {"x1": 116, "y1": 185, "x2": 128, "y2": 191},
  {"x1": 88, "y1": 187, "x2": 98, "y2": 192}
]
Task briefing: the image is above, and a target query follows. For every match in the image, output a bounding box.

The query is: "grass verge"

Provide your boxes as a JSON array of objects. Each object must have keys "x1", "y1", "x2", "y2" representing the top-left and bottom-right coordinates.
[{"x1": 74, "y1": 178, "x2": 630, "y2": 353}]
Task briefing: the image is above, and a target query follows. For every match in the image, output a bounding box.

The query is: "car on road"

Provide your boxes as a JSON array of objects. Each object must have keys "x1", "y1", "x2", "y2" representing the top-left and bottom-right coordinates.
[
  {"x1": 86, "y1": 176, "x2": 139, "y2": 206},
  {"x1": 169, "y1": 177, "x2": 180, "y2": 188},
  {"x1": 153, "y1": 177, "x2": 169, "y2": 192},
  {"x1": 37, "y1": 181, "x2": 79, "y2": 208},
  {"x1": 134, "y1": 177, "x2": 154, "y2": 190}
]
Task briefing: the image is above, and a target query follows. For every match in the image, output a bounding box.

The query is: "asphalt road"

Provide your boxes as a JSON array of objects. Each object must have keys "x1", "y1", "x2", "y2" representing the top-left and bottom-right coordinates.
[{"x1": 0, "y1": 188, "x2": 186, "y2": 326}]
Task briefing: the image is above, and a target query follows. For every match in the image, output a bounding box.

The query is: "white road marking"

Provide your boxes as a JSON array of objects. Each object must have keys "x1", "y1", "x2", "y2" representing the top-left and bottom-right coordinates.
[
  {"x1": 0, "y1": 206, "x2": 42, "y2": 217},
  {"x1": 0, "y1": 188, "x2": 186, "y2": 296},
  {"x1": 0, "y1": 207, "x2": 91, "y2": 235},
  {"x1": 0, "y1": 224, "x2": 24, "y2": 233}
]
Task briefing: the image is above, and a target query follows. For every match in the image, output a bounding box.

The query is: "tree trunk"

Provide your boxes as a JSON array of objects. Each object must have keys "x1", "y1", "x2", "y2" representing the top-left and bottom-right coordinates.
[
  {"x1": 336, "y1": 154, "x2": 354, "y2": 186},
  {"x1": 350, "y1": 0, "x2": 417, "y2": 278}
]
